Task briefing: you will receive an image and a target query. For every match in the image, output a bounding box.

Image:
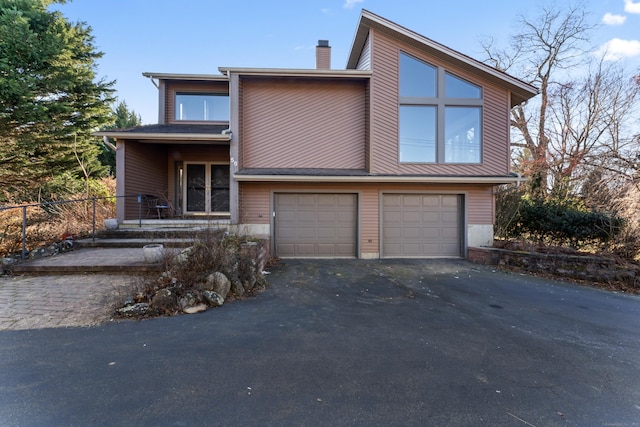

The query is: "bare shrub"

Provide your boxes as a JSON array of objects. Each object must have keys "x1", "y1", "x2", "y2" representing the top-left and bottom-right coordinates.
[
  {"x1": 0, "y1": 177, "x2": 116, "y2": 257},
  {"x1": 120, "y1": 230, "x2": 269, "y2": 317}
]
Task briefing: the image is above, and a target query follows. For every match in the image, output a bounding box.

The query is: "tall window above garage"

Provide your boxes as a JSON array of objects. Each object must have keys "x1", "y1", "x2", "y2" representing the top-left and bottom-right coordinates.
[
  {"x1": 399, "y1": 53, "x2": 483, "y2": 164},
  {"x1": 175, "y1": 93, "x2": 229, "y2": 121}
]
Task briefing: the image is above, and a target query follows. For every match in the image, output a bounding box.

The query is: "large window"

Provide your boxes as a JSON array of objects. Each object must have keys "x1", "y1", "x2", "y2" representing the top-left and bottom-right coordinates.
[
  {"x1": 175, "y1": 93, "x2": 229, "y2": 121},
  {"x1": 399, "y1": 53, "x2": 482, "y2": 164}
]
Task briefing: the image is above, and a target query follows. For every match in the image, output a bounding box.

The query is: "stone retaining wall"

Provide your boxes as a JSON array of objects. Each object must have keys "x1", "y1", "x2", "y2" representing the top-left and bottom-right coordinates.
[{"x1": 468, "y1": 246, "x2": 638, "y2": 287}]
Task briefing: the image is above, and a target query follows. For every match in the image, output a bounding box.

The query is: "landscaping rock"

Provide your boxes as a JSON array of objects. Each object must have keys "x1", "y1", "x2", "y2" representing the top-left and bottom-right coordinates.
[
  {"x1": 202, "y1": 290, "x2": 224, "y2": 307},
  {"x1": 151, "y1": 288, "x2": 177, "y2": 313},
  {"x1": 117, "y1": 303, "x2": 149, "y2": 317},
  {"x1": 204, "y1": 272, "x2": 231, "y2": 299},
  {"x1": 172, "y1": 246, "x2": 193, "y2": 266},
  {"x1": 184, "y1": 304, "x2": 207, "y2": 314},
  {"x1": 179, "y1": 292, "x2": 198, "y2": 309},
  {"x1": 231, "y1": 279, "x2": 245, "y2": 296}
]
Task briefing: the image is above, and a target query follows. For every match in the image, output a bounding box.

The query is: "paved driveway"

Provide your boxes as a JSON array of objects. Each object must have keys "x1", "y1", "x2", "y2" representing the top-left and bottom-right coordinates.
[{"x1": 1, "y1": 259, "x2": 639, "y2": 426}]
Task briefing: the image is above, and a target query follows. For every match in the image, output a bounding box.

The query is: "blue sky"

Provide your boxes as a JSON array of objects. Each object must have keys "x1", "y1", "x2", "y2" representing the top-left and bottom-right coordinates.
[{"x1": 52, "y1": 0, "x2": 640, "y2": 124}]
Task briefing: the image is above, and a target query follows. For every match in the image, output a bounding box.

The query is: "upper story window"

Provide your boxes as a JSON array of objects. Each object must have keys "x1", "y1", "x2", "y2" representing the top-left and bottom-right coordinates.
[
  {"x1": 399, "y1": 53, "x2": 483, "y2": 164},
  {"x1": 175, "y1": 93, "x2": 229, "y2": 122}
]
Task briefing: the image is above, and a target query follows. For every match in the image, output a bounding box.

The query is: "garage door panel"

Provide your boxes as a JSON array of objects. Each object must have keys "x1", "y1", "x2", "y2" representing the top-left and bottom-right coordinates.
[
  {"x1": 402, "y1": 195, "x2": 422, "y2": 207},
  {"x1": 422, "y1": 211, "x2": 440, "y2": 223},
  {"x1": 421, "y1": 195, "x2": 441, "y2": 207},
  {"x1": 442, "y1": 195, "x2": 459, "y2": 207},
  {"x1": 402, "y1": 211, "x2": 421, "y2": 223},
  {"x1": 275, "y1": 193, "x2": 357, "y2": 258},
  {"x1": 383, "y1": 194, "x2": 461, "y2": 257}
]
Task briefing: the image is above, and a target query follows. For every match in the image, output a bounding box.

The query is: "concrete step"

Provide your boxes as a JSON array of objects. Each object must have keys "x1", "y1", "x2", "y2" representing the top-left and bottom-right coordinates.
[
  {"x1": 76, "y1": 237, "x2": 196, "y2": 249},
  {"x1": 8, "y1": 247, "x2": 165, "y2": 276}
]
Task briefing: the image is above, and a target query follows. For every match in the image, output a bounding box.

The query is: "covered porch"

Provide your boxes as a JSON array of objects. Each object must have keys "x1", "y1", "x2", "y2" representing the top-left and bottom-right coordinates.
[{"x1": 97, "y1": 124, "x2": 233, "y2": 224}]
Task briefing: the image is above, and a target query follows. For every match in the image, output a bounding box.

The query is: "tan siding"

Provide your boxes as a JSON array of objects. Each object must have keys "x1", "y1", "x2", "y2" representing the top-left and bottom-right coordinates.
[
  {"x1": 369, "y1": 30, "x2": 511, "y2": 176},
  {"x1": 239, "y1": 182, "x2": 495, "y2": 256},
  {"x1": 360, "y1": 187, "x2": 379, "y2": 254},
  {"x1": 123, "y1": 141, "x2": 169, "y2": 219},
  {"x1": 466, "y1": 186, "x2": 494, "y2": 224},
  {"x1": 167, "y1": 144, "x2": 229, "y2": 162},
  {"x1": 165, "y1": 81, "x2": 229, "y2": 124},
  {"x1": 241, "y1": 78, "x2": 366, "y2": 169},
  {"x1": 369, "y1": 29, "x2": 400, "y2": 174},
  {"x1": 239, "y1": 183, "x2": 271, "y2": 224},
  {"x1": 356, "y1": 34, "x2": 371, "y2": 70}
]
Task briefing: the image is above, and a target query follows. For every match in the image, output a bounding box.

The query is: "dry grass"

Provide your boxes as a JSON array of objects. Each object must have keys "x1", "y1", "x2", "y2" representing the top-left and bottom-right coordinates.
[{"x1": 0, "y1": 177, "x2": 116, "y2": 257}]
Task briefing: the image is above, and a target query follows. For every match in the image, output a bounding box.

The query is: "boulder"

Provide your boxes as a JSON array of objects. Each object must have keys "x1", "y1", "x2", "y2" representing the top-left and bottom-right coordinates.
[
  {"x1": 202, "y1": 290, "x2": 224, "y2": 307},
  {"x1": 179, "y1": 291, "x2": 198, "y2": 309},
  {"x1": 184, "y1": 304, "x2": 207, "y2": 314},
  {"x1": 231, "y1": 279, "x2": 245, "y2": 296},
  {"x1": 203, "y1": 272, "x2": 231, "y2": 299},
  {"x1": 117, "y1": 303, "x2": 149, "y2": 317},
  {"x1": 151, "y1": 288, "x2": 177, "y2": 313}
]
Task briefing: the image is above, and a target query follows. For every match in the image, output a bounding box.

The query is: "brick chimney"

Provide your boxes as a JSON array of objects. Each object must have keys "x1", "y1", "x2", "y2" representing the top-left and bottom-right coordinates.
[{"x1": 316, "y1": 40, "x2": 331, "y2": 70}]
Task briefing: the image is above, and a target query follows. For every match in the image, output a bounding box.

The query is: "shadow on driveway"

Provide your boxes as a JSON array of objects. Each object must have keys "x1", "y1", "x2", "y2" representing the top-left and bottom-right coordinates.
[{"x1": 1, "y1": 259, "x2": 639, "y2": 426}]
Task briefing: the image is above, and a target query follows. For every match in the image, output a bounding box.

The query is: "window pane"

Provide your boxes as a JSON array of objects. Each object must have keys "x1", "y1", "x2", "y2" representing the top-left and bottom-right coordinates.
[
  {"x1": 400, "y1": 53, "x2": 436, "y2": 98},
  {"x1": 445, "y1": 107, "x2": 481, "y2": 163},
  {"x1": 445, "y1": 73, "x2": 481, "y2": 98},
  {"x1": 175, "y1": 94, "x2": 229, "y2": 121},
  {"x1": 399, "y1": 106, "x2": 436, "y2": 162}
]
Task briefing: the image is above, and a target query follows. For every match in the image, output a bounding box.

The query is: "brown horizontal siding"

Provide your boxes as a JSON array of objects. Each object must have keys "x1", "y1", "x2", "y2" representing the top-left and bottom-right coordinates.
[
  {"x1": 369, "y1": 30, "x2": 512, "y2": 176},
  {"x1": 360, "y1": 187, "x2": 379, "y2": 254},
  {"x1": 165, "y1": 81, "x2": 229, "y2": 124},
  {"x1": 241, "y1": 78, "x2": 366, "y2": 169},
  {"x1": 239, "y1": 182, "x2": 495, "y2": 255},
  {"x1": 167, "y1": 144, "x2": 230, "y2": 162},
  {"x1": 123, "y1": 141, "x2": 169, "y2": 219}
]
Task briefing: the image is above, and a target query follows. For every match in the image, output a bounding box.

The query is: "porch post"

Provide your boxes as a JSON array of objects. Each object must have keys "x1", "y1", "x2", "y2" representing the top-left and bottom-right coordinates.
[{"x1": 229, "y1": 72, "x2": 240, "y2": 225}]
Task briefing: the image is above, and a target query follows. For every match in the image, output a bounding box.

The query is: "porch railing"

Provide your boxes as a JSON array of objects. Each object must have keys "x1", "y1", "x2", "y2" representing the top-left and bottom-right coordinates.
[{"x1": 0, "y1": 194, "x2": 161, "y2": 260}]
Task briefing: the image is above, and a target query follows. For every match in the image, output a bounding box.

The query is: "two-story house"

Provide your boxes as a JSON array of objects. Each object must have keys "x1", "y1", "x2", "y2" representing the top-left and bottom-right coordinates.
[{"x1": 97, "y1": 9, "x2": 537, "y2": 259}]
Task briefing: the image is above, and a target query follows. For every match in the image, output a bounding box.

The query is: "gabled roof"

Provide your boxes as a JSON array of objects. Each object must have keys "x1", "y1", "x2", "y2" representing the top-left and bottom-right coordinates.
[{"x1": 347, "y1": 9, "x2": 538, "y2": 107}]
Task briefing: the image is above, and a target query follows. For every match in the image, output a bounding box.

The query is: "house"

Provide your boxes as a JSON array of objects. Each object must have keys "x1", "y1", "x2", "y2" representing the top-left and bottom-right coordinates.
[{"x1": 96, "y1": 9, "x2": 537, "y2": 259}]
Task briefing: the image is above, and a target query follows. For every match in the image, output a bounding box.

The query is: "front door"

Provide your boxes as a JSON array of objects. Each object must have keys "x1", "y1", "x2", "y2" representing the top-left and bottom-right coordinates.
[{"x1": 184, "y1": 163, "x2": 229, "y2": 214}]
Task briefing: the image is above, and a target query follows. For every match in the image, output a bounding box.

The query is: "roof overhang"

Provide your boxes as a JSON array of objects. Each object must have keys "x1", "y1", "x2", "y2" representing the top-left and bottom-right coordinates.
[
  {"x1": 234, "y1": 174, "x2": 525, "y2": 185},
  {"x1": 347, "y1": 10, "x2": 538, "y2": 107},
  {"x1": 142, "y1": 72, "x2": 229, "y2": 82},
  {"x1": 218, "y1": 67, "x2": 371, "y2": 79},
  {"x1": 94, "y1": 131, "x2": 231, "y2": 142}
]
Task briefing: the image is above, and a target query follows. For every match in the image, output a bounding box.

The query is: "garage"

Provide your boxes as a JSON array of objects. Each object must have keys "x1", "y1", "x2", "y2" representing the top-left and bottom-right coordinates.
[
  {"x1": 382, "y1": 194, "x2": 462, "y2": 257},
  {"x1": 274, "y1": 193, "x2": 358, "y2": 258}
]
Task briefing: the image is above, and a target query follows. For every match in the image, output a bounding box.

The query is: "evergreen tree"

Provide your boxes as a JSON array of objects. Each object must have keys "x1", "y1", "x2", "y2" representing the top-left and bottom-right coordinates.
[
  {"x1": 0, "y1": 0, "x2": 115, "y2": 202},
  {"x1": 98, "y1": 101, "x2": 142, "y2": 176}
]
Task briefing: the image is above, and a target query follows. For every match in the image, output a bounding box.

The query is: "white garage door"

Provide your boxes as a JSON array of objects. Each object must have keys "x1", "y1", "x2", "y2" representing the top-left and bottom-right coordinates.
[
  {"x1": 274, "y1": 193, "x2": 357, "y2": 258},
  {"x1": 382, "y1": 194, "x2": 461, "y2": 257}
]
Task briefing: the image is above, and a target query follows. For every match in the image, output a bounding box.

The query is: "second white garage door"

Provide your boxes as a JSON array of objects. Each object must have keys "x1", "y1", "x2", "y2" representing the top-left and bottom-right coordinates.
[
  {"x1": 274, "y1": 193, "x2": 357, "y2": 258},
  {"x1": 382, "y1": 194, "x2": 462, "y2": 257}
]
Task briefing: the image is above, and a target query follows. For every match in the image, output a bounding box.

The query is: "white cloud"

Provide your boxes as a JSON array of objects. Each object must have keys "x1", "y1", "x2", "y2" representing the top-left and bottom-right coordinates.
[
  {"x1": 321, "y1": 8, "x2": 330, "y2": 14},
  {"x1": 596, "y1": 38, "x2": 640, "y2": 61},
  {"x1": 602, "y1": 12, "x2": 627, "y2": 25},
  {"x1": 343, "y1": 0, "x2": 364, "y2": 9},
  {"x1": 624, "y1": 0, "x2": 640, "y2": 14}
]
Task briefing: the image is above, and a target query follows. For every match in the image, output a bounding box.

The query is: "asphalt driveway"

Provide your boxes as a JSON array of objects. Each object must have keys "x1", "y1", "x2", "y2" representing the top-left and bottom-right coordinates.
[{"x1": 1, "y1": 259, "x2": 639, "y2": 426}]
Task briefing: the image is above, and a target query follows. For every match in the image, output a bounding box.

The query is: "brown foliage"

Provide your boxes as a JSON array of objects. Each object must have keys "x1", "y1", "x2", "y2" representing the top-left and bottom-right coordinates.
[{"x1": 0, "y1": 178, "x2": 116, "y2": 257}]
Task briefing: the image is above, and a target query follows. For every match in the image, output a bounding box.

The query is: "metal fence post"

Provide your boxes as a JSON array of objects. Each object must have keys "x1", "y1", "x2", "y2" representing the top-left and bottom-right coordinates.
[
  {"x1": 21, "y1": 206, "x2": 27, "y2": 260},
  {"x1": 138, "y1": 194, "x2": 142, "y2": 227}
]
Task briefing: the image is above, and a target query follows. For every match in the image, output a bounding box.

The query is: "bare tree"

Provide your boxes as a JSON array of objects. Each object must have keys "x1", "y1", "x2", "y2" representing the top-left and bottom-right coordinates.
[
  {"x1": 546, "y1": 60, "x2": 640, "y2": 198},
  {"x1": 482, "y1": 4, "x2": 595, "y2": 198}
]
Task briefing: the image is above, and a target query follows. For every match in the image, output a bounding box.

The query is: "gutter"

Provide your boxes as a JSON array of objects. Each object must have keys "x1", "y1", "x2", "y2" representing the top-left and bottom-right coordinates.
[
  {"x1": 233, "y1": 174, "x2": 526, "y2": 185},
  {"x1": 94, "y1": 131, "x2": 231, "y2": 142}
]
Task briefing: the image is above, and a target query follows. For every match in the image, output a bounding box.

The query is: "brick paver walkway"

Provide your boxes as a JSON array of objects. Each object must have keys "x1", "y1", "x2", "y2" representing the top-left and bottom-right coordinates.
[{"x1": 0, "y1": 274, "x2": 137, "y2": 330}]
